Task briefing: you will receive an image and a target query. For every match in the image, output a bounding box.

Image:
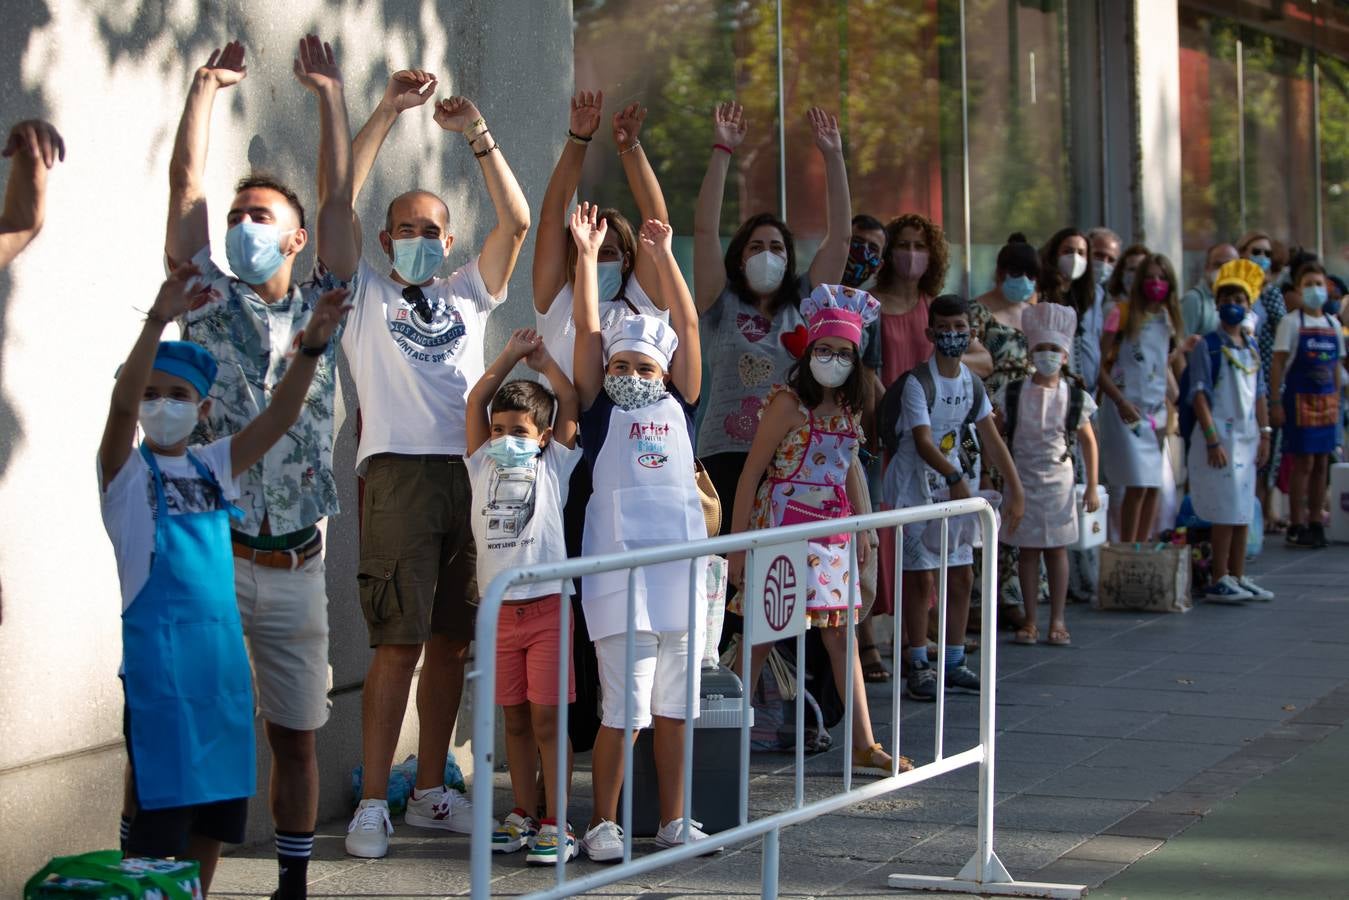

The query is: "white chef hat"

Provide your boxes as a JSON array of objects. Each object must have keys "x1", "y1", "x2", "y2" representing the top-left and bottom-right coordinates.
[
  {"x1": 1022, "y1": 302, "x2": 1078, "y2": 354},
  {"x1": 602, "y1": 313, "x2": 679, "y2": 371}
]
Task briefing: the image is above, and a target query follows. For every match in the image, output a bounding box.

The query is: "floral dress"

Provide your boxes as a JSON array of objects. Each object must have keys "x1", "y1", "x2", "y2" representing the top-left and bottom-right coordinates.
[{"x1": 731, "y1": 386, "x2": 862, "y2": 628}]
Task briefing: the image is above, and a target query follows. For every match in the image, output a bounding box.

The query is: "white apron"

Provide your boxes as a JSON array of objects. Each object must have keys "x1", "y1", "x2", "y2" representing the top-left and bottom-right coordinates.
[
  {"x1": 582, "y1": 394, "x2": 709, "y2": 641},
  {"x1": 1006, "y1": 381, "x2": 1080, "y2": 549},
  {"x1": 1099, "y1": 313, "x2": 1170, "y2": 488},
  {"x1": 1187, "y1": 341, "x2": 1259, "y2": 525}
]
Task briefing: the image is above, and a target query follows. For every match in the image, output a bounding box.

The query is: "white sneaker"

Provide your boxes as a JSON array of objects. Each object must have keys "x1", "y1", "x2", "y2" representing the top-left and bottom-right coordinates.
[
  {"x1": 1238, "y1": 576, "x2": 1275, "y2": 601},
  {"x1": 1204, "y1": 575, "x2": 1252, "y2": 603},
  {"x1": 492, "y1": 810, "x2": 538, "y2": 853},
  {"x1": 345, "y1": 798, "x2": 393, "y2": 858},
  {"x1": 580, "y1": 819, "x2": 625, "y2": 862},
  {"x1": 527, "y1": 822, "x2": 578, "y2": 865},
  {"x1": 405, "y1": 784, "x2": 474, "y2": 833},
  {"x1": 653, "y1": 817, "x2": 722, "y2": 855}
]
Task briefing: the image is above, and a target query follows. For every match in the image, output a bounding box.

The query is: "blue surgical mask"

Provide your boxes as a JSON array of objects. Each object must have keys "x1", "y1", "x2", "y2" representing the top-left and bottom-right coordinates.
[
  {"x1": 597, "y1": 261, "x2": 624, "y2": 303},
  {"x1": 226, "y1": 221, "x2": 288, "y2": 285},
  {"x1": 1001, "y1": 275, "x2": 1035, "y2": 304},
  {"x1": 1218, "y1": 303, "x2": 1248, "y2": 327},
  {"x1": 1303, "y1": 285, "x2": 1328, "y2": 313},
  {"x1": 392, "y1": 237, "x2": 445, "y2": 285},
  {"x1": 1252, "y1": 254, "x2": 1272, "y2": 273},
  {"x1": 483, "y1": 435, "x2": 541, "y2": 468}
]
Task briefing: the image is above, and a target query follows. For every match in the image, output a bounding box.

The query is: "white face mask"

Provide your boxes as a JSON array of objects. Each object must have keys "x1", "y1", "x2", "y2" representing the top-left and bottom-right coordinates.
[
  {"x1": 1058, "y1": 252, "x2": 1087, "y2": 282},
  {"x1": 744, "y1": 250, "x2": 787, "y2": 295},
  {"x1": 140, "y1": 398, "x2": 201, "y2": 447},
  {"x1": 1091, "y1": 259, "x2": 1114, "y2": 287},
  {"x1": 1031, "y1": 350, "x2": 1062, "y2": 377},
  {"x1": 809, "y1": 355, "x2": 853, "y2": 387}
]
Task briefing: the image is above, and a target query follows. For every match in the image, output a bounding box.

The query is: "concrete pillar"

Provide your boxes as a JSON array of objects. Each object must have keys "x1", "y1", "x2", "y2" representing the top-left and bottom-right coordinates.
[{"x1": 1133, "y1": 0, "x2": 1184, "y2": 265}]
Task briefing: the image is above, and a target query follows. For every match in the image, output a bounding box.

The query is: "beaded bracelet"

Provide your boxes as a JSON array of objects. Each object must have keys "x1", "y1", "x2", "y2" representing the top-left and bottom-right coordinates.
[
  {"x1": 567, "y1": 130, "x2": 592, "y2": 145},
  {"x1": 618, "y1": 140, "x2": 641, "y2": 156}
]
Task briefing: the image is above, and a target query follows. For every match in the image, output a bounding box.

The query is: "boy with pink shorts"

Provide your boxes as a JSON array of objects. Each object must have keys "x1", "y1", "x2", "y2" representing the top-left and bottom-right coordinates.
[{"x1": 466, "y1": 327, "x2": 581, "y2": 865}]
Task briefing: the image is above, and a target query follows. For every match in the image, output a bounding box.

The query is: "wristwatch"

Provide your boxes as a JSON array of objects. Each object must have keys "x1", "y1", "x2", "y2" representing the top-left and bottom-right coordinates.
[{"x1": 943, "y1": 470, "x2": 963, "y2": 487}]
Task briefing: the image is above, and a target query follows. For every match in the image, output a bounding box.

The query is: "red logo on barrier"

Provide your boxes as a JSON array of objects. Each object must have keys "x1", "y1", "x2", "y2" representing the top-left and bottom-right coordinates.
[{"x1": 763, "y1": 554, "x2": 798, "y2": 632}]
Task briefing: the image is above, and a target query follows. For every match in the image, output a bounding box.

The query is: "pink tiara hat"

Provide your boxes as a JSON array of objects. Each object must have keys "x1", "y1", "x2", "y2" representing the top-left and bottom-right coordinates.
[{"x1": 802, "y1": 283, "x2": 881, "y2": 346}]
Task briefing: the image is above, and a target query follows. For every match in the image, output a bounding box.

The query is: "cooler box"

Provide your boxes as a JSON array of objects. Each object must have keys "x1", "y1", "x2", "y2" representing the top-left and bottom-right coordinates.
[
  {"x1": 1069, "y1": 484, "x2": 1108, "y2": 551},
  {"x1": 630, "y1": 665, "x2": 753, "y2": 836},
  {"x1": 1330, "y1": 463, "x2": 1349, "y2": 544}
]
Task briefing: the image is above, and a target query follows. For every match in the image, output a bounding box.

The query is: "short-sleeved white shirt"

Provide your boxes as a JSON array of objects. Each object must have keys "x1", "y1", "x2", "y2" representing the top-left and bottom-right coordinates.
[
  {"x1": 882, "y1": 358, "x2": 992, "y2": 509},
  {"x1": 342, "y1": 257, "x2": 503, "y2": 471},
  {"x1": 535, "y1": 279, "x2": 666, "y2": 383},
  {"x1": 466, "y1": 440, "x2": 581, "y2": 601},
  {"x1": 99, "y1": 438, "x2": 240, "y2": 611},
  {"x1": 1274, "y1": 311, "x2": 1345, "y2": 356}
]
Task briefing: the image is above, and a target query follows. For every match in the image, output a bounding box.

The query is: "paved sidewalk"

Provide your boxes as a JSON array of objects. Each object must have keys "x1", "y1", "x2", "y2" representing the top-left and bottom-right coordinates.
[{"x1": 212, "y1": 539, "x2": 1349, "y2": 898}]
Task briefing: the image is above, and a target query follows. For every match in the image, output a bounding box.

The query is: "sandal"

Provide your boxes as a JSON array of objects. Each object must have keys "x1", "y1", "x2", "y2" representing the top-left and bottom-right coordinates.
[
  {"x1": 859, "y1": 638, "x2": 891, "y2": 683},
  {"x1": 1012, "y1": 625, "x2": 1039, "y2": 645},
  {"x1": 852, "y1": 743, "x2": 913, "y2": 775},
  {"x1": 1047, "y1": 627, "x2": 1072, "y2": 646}
]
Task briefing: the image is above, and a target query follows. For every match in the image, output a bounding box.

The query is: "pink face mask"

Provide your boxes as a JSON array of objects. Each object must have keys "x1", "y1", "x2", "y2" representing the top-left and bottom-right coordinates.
[
  {"x1": 1142, "y1": 278, "x2": 1170, "y2": 303},
  {"x1": 892, "y1": 249, "x2": 929, "y2": 281}
]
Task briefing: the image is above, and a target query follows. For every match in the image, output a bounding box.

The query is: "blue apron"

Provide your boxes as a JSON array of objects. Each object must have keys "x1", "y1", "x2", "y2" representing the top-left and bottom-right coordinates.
[
  {"x1": 122, "y1": 443, "x2": 255, "y2": 810},
  {"x1": 1282, "y1": 312, "x2": 1341, "y2": 455}
]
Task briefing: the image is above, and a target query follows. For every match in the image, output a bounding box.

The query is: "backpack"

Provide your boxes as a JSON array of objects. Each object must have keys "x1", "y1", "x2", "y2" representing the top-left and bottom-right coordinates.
[
  {"x1": 879, "y1": 361, "x2": 988, "y2": 470},
  {"x1": 1176, "y1": 332, "x2": 1225, "y2": 453},
  {"x1": 1003, "y1": 377, "x2": 1088, "y2": 463}
]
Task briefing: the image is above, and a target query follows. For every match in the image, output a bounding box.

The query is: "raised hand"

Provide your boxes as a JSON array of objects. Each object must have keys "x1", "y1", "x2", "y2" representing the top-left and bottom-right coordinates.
[
  {"x1": 638, "y1": 218, "x2": 673, "y2": 259},
  {"x1": 524, "y1": 338, "x2": 556, "y2": 374},
  {"x1": 807, "y1": 106, "x2": 842, "y2": 154},
  {"x1": 505, "y1": 327, "x2": 543, "y2": 362},
  {"x1": 2, "y1": 120, "x2": 65, "y2": 169},
  {"x1": 569, "y1": 201, "x2": 608, "y2": 257},
  {"x1": 713, "y1": 101, "x2": 746, "y2": 150},
  {"x1": 300, "y1": 287, "x2": 353, "y2": 349},
  {"x1": 293, "y1": 34, "x2": 342, "y2": 93},
  {"x1": 433, "y1": 96, "x2": 483, "y2": 133},
  {"x1": 383, "y1": 69, "x2": 437, "y2": 112},
  {"x1": 612, "y1": 102, "x2": 646, "y2": 150},
  {"x1": 570, "y1": 90, "x2": 603, "y2": 139},
  {"x1": 199, "y1": 41, "x2": 247, "y2": 89},
  {"x1": 149, "y1": 263, "x2": 208, "y2": 322}
]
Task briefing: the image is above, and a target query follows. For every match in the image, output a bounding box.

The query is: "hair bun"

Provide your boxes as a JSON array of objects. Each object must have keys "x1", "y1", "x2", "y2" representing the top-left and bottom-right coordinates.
[{"x1": 1006, "y1": 232, "x2": 1028, "y2": 244}]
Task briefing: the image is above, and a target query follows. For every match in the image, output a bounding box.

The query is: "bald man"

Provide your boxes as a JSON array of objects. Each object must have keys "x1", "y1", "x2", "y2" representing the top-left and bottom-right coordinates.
[
  {"x1": 1181, "y1": 242, "x2": 1239, "y2": 337},
  {"x1": 336, "y1": 70, "x2": 530, "y2": 859}
]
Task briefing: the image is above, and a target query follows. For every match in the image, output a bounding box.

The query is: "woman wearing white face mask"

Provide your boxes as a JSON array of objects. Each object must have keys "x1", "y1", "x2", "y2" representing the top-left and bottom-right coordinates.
[{"x1": 692, "y1": 101, "x2": 853, "y2": 537}]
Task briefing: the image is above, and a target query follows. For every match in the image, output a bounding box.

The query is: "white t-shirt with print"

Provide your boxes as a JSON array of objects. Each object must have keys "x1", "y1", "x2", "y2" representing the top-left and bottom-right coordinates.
[
  {"x1": 466, "y1": 440, "x2": 581, "y2": 602},
  {"x1": 1273, "y1": 311, "x2": 1346, "y2": 356},
  {"x1": 882, "y1": 358, "x2": 992, "y2": 509},
  {"x1": 99, "y1": 438, "x2": 240, "y2": 611},
  {"x1": 535, "y1": 279, "x2": 667, "y2": 383},
  {"x1": 343, "y1": 257, "x2": 503, "y2": 471}
]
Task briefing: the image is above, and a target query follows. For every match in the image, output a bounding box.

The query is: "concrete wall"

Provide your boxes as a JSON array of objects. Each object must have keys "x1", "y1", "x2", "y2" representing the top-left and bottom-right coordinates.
[
  {"x1": 0, "y1": 0, "x2": 571, "y2": 889},
  {"x1": 1133, "y1": 0, "x2": 1184, "y2": 265}
]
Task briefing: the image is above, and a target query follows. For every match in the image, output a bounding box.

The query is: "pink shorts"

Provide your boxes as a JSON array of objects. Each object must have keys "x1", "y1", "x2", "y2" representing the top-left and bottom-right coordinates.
[{"x1": 495, "y1": 594, "x2": 575, "y2": 706}]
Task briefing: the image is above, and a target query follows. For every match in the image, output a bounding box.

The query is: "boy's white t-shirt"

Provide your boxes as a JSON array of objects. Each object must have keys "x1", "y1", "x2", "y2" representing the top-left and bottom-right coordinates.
[
  {"x1": 342, "y1": 257, "x2": 504, "y2": 472},
  {"x1": 883, "y1": 357, "x2": 992, "y2": 509},
  {"x1": 1273, "y1": 310, "x2": 1346, "y2": 355},
  {"x1": 466, "y1": 439, "x2": 582, "y2": 602},
  {"x1": 535, "y1": 279, "x2": 667, "y2": 383},
  {"x1": 99, "y1": 438, "x2": 240, "y2": 611}
]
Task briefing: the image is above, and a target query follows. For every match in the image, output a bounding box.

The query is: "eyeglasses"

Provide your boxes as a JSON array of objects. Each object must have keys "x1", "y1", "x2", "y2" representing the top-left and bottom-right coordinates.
[
  {"x1": 811, "y1": 346, "x2": 856, "y2": 364},
  {"x1": 402, "y1": 285, "x2": 434, "y2": 323}
]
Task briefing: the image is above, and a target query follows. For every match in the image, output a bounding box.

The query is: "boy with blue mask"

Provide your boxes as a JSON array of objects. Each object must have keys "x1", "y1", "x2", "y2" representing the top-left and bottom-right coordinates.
[
  {"x1": 98, "y1": 264, "x2": 349, "y2": 894},
  {"x1": 464, "y1": 328, "x2": 581, "y2": 864}
]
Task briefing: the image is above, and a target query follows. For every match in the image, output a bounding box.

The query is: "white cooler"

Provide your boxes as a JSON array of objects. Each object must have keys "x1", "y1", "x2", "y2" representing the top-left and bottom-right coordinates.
[
  {"x1": 1330, "y1": 463, "x2": 1349, "y2": 544},
  {"x1": 1070, "y1": 484, "x2": 1109, "y2": 551}
]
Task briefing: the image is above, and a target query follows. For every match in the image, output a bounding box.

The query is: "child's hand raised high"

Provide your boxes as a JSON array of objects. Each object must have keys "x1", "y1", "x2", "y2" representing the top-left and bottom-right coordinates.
[
  {"x1": 568, "y1": 201, "x2": 608, "y2": 258},
  {"x1": 638, "y1": 218, "x2": 673, "y2": 260},
  {"x1": 149, "y1": 262, "x2": 208, "y2": 322},
  {"x1": 300, "y1": 287, "x2": 352, "y2": 350},
  {"x1": 504, "y1": 327, "x2": 543, "y2": 362},
  {"x1": 523, "y1": 338, "x2": 556, "y2": 374}
]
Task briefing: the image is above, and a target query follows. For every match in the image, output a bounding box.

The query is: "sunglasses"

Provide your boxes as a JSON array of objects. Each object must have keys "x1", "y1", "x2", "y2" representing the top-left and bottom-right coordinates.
[
  {"x1": 402, "y1": 285, "x2": 434, "y2": 323},
  {"x1": 1247, "y1": 247, "x2": 1271, "y2": 258}
]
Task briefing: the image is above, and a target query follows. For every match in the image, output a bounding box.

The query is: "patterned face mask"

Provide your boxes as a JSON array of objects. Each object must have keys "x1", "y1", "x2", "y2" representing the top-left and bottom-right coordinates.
[
  {"x1": 932, "y1": 329, "x2": 971, "y2": 359},
  {"x1": 604, "y1": 373, "x2": 666, "y2": 411}
]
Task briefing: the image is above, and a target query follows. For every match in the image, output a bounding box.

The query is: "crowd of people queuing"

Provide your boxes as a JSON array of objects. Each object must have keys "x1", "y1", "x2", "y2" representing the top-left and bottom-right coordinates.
[{"x1": 3, "y1": 33, "x2": 1347, "y2": 899}]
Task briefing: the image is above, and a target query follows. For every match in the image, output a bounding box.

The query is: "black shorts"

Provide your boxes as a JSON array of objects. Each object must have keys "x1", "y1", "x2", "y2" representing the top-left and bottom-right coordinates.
[{"x1": 123, "y1": 703, "x2": 249, "y2": 857}]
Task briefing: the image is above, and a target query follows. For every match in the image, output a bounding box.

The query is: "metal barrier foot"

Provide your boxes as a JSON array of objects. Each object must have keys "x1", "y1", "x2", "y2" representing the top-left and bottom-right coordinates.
[{"x1": 887, "y1": 850, "x2": 1086, "y2": 899}]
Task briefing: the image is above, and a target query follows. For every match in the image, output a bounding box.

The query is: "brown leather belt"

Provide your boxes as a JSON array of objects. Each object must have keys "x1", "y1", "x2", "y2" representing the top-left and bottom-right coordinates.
[{"x1": 232, "y1": 533, "x2": 323, "y2": 570}]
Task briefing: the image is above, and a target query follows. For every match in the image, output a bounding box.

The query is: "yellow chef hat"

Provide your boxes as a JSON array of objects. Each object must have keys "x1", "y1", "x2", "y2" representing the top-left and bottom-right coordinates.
[{"x1": 1213, "y1": 258, "x2": 1264, "y2": 302}]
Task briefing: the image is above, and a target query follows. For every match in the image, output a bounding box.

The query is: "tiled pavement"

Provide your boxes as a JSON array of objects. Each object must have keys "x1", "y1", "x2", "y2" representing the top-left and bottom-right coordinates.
[{"x1": 212, "y1": 539, "x2": 1349, "y2": 898}]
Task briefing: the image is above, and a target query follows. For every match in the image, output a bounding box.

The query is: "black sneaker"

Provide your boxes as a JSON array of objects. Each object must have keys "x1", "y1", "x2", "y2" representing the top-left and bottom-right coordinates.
[
  {"x1": 945, "y1": 662, "x2": 981, "y2": 693},
  {"x1": 1293, "y1": 525, "x2": 1319, "y2": 549},
  {"x1": 906, "y1": 660, "x2": 937, "y2": 702},
  {"x1": 1285, "y1": 524, "x2": 1303, "y2": 547},
  {"x1": 1310, "y1": 522, "x2": 1328, "y2": 549}
]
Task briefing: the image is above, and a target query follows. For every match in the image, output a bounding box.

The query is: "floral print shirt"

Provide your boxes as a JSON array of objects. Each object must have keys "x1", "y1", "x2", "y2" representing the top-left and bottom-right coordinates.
[{"x1": 179, "y1": 247, "x2": 350, "y2": 536}]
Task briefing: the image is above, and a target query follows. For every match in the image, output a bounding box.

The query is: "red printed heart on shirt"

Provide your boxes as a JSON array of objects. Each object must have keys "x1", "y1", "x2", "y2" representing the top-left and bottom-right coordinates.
[
  {"x1": 780, "y1": 325, "x2": 810, "y2": 359},
  {"x1": 737, "y1": 312, "x2": 772, "y2": 343}
]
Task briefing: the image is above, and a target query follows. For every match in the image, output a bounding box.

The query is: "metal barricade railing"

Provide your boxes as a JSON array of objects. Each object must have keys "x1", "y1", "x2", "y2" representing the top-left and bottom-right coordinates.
[{"x1": 468, "y1": 498, "x2": 1086, "y2": 900}]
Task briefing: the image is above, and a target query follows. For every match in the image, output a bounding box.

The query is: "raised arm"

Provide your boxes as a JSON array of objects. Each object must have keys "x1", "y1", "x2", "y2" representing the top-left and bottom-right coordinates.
[
  {"x1": 0, "y1": 120, "x2": 64, "y2": 269},
  {"x1": 570, "y1": 202, "x2": 608, "y2": 409},
  {"x1": 434, "y1": 96, "x2": 531, "y2": 298},
  {"x1": 294, "y1": 35, "x2": 358, "y2": 281},
  {"x1": 693, "y1": 102, "x2": 745, "y2": 313},
  {"x1": 613, "y1": 103, "x2": 670, "y2": 309},
  {"x1": 99, "y1": 264, "x2": 207, "y2": 486},
  {"x1": 526, "y1": 339, "x2": 579, "y2": 449},
  {"x1": 639, "y1": 219, "x2": 700, "y2": 402},
  {"x1": 805, "y1": 107, "x2": 851, "y2": 287},
  {"x1": 467, "y1": 328, "x2": 540, "y2": 456},
  {"x1": 166, "y1": 42, "x2": 246, "y2": 265},
  {"x1": 351, "y1": 70, "x2": 437, "y2": 204},
  {"x1": 534, "y1": 91, "x2": 603, "y2": 313},
  {"x1": 230, "y1": 288, "x2": 350, "y2": 476}
]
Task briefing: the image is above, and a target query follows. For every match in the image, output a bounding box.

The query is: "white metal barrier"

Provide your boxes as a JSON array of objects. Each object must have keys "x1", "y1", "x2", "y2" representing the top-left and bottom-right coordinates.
[{"x1": 469, "y1": 498, "x2": 1086, "y2": 899}]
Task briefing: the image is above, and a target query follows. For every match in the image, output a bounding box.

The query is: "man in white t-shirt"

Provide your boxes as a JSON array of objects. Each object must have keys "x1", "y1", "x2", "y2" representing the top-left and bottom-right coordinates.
[
  {"x1": 338, "y1": 71, "x2": 531, "y2": 858},
  {"x1": 882, "y1": 295, "x2": 1023, "y2": 704}
]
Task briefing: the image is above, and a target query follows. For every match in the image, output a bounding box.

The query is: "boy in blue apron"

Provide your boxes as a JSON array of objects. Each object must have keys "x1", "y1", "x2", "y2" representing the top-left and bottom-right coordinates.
[{"x1": 97, "y1": 264, "x2": 349, "y2": 891}]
